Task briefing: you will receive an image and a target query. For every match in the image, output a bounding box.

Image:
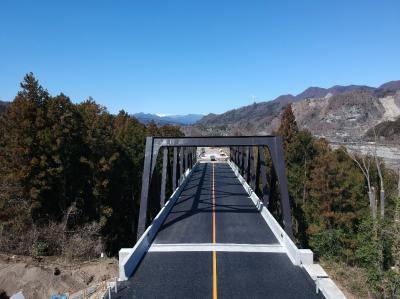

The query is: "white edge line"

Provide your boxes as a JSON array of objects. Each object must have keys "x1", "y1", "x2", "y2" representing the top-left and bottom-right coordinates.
[{"x1": 149, "y1": 243, "x2": 285, "y2": 253}]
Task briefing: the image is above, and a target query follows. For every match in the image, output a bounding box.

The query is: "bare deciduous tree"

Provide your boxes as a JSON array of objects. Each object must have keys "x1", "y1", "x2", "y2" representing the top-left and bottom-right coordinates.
[
  {"x1": 343, "y1": 126, "x2": 386, "y2": 220},
  {"x1": 372, "y1": 128, "x2": 385, "y2": 219},
  {"x1": 398, "y1": 167, "x2": 400, "y2": 199},
  {"x1": 345, "y1": 149, "x2": 378, "y2": 219}
]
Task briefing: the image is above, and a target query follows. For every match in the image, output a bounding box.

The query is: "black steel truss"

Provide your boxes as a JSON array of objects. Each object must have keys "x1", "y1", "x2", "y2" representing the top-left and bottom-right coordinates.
[{"x1": 137, "y1": 136, "x2": 293, "y2": 240}]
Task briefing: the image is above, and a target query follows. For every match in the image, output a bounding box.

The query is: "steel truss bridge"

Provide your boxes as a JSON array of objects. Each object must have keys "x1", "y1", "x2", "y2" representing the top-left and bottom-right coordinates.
[{"x1": 111, "y1": 136, "x2": 345, "y2": 299}]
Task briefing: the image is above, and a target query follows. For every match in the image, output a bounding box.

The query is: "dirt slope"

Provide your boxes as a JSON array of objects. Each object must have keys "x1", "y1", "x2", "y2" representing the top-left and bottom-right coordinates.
[{"x1": 0, "y1": 253, "x2": 117, "y2": 299}]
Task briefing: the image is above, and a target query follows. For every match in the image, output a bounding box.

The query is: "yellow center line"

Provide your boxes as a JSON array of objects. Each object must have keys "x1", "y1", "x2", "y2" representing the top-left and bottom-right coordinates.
[
  {"x1": 212, "y1": 163, "x2": 218, "y2": 299},
  {"x1": 212, "y1": 163, "x2": 216, "y2": 243}
]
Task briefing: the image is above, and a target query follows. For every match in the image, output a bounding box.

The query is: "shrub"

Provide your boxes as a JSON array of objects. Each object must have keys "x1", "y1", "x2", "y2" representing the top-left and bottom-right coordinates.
[{"x1": 310, "y1": 229, "x2": 344, "y2": 259}]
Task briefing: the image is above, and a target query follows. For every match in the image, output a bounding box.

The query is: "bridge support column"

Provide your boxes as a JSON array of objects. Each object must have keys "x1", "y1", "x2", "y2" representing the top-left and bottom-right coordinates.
[
  {"x1": 239, "y1": 147, "x2": 243, "y2": 175},
  {"x1": 270, "y1": 137, "x2": 294, "y2": 239},
  {"x1": 259, "y1": 146, "x2": 270, "y2": 206},
  {"x1": 248, "y1": 147, "x2": 252, "y2": 188},
  {"x1": 172, "y1": 147, "x2": 178, "y2": 191},
  {"x1": 250, "y1": 147, "x2": 256, "y2": 190},
  {"x1": 255, "y1": 147, "x2": 261, "y2": 196},
  {"x1": 137, "y1": 137, "x2": 155, "y2": 240},
  {"x1": 246, "y1": 146, "x2": 251, "y2": 183},
  {"x1": 179, "y1": 147, "x2": 184, "y2": 180},
  {"x1": 160, "y1": 147, "x2": 168, "y2": 207},
  {"x1": 235, "y1": 147, "x2": 239, "y2": 165}
]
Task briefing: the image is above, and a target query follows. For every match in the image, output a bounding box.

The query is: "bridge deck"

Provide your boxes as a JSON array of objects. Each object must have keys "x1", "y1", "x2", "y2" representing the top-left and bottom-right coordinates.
[{"x1": 117, "y1": 162, "x2": 324, "y2": 298}]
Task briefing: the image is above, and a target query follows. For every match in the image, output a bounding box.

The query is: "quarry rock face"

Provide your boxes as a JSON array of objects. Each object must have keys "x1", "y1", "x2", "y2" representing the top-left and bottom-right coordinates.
[{"x1": 292, "y1": 90, "x2": 400, "y2": 141}]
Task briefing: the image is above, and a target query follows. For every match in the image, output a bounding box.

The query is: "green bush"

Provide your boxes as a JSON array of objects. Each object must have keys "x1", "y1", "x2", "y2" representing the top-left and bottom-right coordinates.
[
  {"x1": 310, "y1": 229, "x2": 344, "y2": 259},
  {"x1": 31, "y1": 240, "x2": 50, "y2": 256}
]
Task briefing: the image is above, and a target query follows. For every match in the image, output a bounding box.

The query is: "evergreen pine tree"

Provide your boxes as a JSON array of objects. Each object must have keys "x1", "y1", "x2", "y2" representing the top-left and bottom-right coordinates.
[{"x1": 278, "y1": 104, "x2": 299, "y2": 147}]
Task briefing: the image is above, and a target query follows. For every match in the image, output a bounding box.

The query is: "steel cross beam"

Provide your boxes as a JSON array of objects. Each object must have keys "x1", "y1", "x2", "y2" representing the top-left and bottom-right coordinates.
[{"x1": 136, "y1": 136, "x2": 294, "y2": 240}]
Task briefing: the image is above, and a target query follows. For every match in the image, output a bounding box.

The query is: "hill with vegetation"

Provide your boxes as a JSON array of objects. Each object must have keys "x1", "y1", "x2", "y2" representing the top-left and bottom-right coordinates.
[{"x1": 365, "y1": 117, "x2": 400, "y2": 142}]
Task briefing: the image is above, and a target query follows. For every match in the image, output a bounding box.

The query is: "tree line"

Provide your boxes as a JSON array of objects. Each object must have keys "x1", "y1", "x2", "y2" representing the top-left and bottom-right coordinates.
[
  {"x1": 275, "y1": 105, "x2": 399, "y2": 298},
  {"x1": 0, "y1": 73, "x2": 183, "y2": 258}
]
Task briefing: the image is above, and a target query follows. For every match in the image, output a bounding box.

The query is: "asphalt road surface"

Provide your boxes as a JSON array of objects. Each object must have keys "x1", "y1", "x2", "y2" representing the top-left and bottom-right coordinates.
[{"x1": 113, "y1": 162, "x2": 324, "y2": 299}]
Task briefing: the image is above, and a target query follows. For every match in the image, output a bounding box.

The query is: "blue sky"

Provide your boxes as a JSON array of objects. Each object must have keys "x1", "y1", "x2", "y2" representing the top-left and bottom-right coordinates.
[{"x1": 1, "y1": 0, "x2": 399, "y2": 115}]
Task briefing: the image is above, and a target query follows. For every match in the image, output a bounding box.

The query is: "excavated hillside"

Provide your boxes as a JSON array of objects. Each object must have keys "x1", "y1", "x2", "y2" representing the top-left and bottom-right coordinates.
[{"x1": 195, "y1": 81, "x2": 400, "y2": 142}]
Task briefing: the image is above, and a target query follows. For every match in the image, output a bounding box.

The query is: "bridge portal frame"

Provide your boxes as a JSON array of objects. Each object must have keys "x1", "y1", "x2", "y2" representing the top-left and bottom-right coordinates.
[{"x1": 137, "y1": 136, "x2": 293, "y2": 240}]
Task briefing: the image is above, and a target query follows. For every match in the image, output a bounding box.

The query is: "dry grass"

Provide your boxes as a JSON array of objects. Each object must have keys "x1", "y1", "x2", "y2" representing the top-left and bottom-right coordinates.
[
  {"x1": 0, "y1": 221, "x2": 103, "y2": 260},
  {"x1": 320, "y1": 259, "x2": 372, "y2": 299}
]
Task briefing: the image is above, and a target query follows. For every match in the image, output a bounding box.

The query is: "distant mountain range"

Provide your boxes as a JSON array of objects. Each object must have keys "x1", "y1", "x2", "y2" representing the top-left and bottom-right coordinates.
[
  {"x1": 1, "y1": 101, "x2": 203, "y2": 126},
  {"x1": 134, "y1": 112, "x2": 204, "y2": 126},
  {"x1": 193, "y1": 80, "x2": 400, "y2": 142}
]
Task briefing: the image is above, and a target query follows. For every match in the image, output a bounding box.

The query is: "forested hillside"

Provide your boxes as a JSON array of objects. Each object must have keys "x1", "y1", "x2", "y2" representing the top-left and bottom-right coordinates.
[
  {"x1": 270, "y1": 105, "x2": 400, "y2": 297},
  {"x1": 0, "y1": 73, "x2": 183, "y2": 258}
]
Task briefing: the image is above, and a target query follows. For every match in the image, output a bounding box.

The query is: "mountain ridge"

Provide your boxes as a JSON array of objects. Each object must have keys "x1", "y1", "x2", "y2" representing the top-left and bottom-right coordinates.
[
  {"x1": 134, "y1": 112, "x2": 203, "y2": 126},
  {"x1": 194, "y1": 80, "x2": 400, "y2": 141}
]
